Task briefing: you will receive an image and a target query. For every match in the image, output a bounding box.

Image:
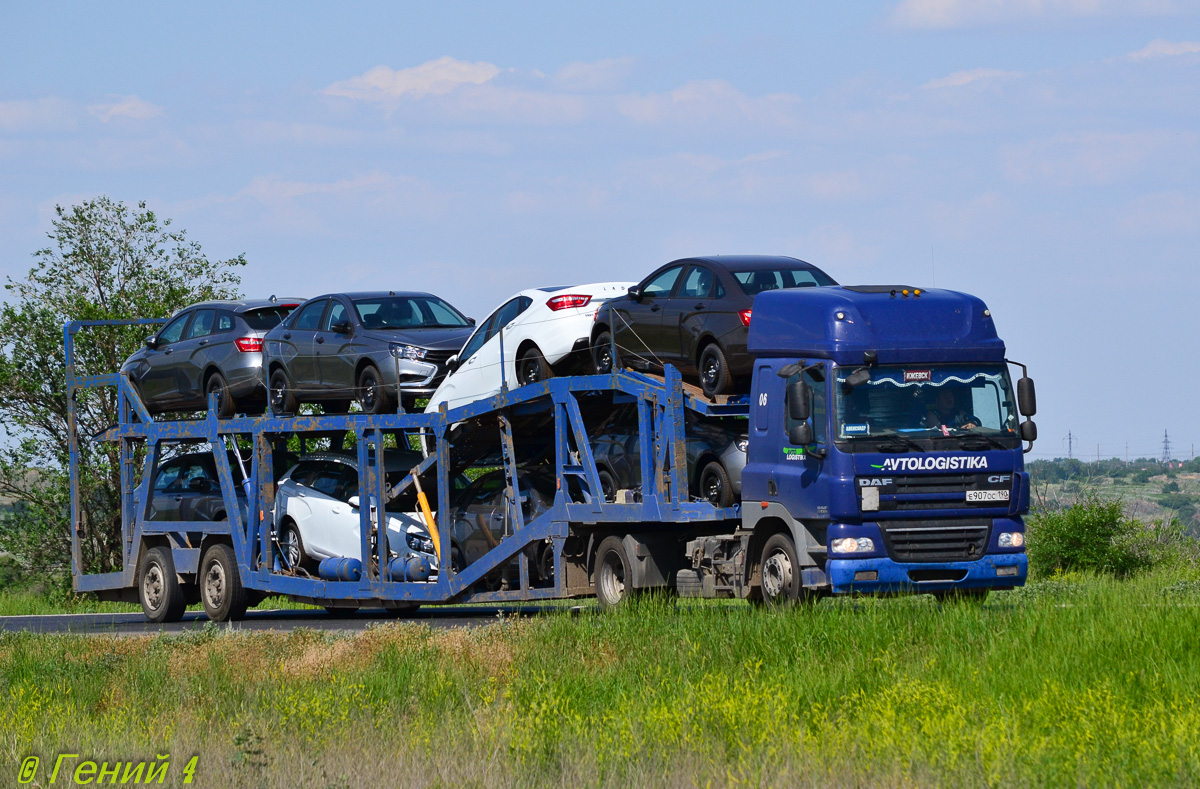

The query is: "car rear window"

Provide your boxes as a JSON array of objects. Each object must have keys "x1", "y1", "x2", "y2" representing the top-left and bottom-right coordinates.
[
  {"x1": 243, "y1": 305, "x2": 299, "y2": 330},
  {"x1": 733, "y1": 267, "x2": 836, "y2": 296}
]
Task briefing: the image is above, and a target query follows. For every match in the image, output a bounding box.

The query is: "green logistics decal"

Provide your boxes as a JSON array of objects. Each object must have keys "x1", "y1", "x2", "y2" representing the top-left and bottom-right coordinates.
[{"x1": 783, "y1": 447, "x2": 806, "y2": 461}]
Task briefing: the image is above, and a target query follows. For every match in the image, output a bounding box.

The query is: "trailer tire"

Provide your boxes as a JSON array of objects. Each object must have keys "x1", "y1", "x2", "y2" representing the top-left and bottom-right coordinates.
[
  {"x1": 698, "y1": 343, "x2": 732, "y2": 398},
  {"x1": 593, "y1": 331, "x2": 619, "y2": 374},
  {"x1": 357, "y1": 365, "x2": 392, "y2": 415},
  {"x1": 200, "y1": 543, "x2": 248, "y2": 622},
  {"x1": 205, "y1": 372, "x2": 237, "y2": 418},
  {"x1": 269, "y1": 368, "x2": 298, "y2": 415},
  {"x1": 698, "y1": 460, "x2": 734, "y2": 508},
  {"x1": 758, "y1": 533, "x2": 802, "y2": 607},
  {"x1": 139, "y1": 546, "x2": 186, "y2": 624},
  {"x1": 594, "y1": 536, "x2": 632, "y2": 611}
]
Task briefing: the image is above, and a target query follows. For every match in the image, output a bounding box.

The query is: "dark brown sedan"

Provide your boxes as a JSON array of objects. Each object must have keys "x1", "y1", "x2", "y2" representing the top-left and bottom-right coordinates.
[{"x1": 591, "y1": 255, "x2": 837, "y2": 396}]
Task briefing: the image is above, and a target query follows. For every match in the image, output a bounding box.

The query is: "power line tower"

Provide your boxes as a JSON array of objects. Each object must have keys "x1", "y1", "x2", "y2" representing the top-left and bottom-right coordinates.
[
  {"x1": 1066, "y1": 431, "x2": 1074, "y2": 459},
  {"x1": 1161, "y1": 430, "x2": 1173, "y2": 464}
]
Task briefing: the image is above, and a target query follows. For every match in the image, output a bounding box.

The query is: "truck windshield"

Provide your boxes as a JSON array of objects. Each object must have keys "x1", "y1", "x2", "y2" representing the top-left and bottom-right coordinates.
[{"x1": 834, "y1": 364, "x2": 1018, "y2": 445}]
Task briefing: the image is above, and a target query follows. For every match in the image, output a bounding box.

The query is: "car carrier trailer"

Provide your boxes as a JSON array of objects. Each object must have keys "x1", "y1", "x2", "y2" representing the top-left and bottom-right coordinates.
[{"x1": 66, "y1": 284, "x2": 1038, "y2": 622}]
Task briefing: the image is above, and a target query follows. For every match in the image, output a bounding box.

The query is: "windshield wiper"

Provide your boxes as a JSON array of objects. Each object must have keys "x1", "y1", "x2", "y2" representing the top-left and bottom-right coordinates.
[
  {"x1": 873, "y1": 435, "x2": 925, "y2": 452},
  {"x1": 955, "y1": 435, "x2": 1008, "y2": 450}
]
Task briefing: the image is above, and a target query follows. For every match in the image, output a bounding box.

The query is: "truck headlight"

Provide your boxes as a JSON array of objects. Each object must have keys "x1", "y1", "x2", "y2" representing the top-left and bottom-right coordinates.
[
  {"x1": 406, "y1": 533, "x2": 435, "y2": 554},
  {"x1": 389, "y1": 343, "x2": 428, "y2": 360},
  {"x1": 998, "y1": 532, "x2": 1025, "y2": 548},
  {"x1": 831, "y1": 537, "x2": 875, "y2": 554}
]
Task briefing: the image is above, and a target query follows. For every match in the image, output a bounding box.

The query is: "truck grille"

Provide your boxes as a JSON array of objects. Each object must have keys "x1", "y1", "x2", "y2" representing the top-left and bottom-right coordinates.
[
  {"x1": 878, "y1": 519, "x2": 991, "y2": 563},
  {"x1": 857, "y1": 473, "x2": 1012, "y2": 512}
]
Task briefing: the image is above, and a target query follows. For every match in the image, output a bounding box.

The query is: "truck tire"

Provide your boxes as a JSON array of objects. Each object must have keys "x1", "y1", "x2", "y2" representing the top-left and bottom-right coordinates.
[
  {"x1": 269, "y1": 368, "x2": 298, "y2": 415},
  {"x1": 698, "y1": 460, "x2": 734, "y2": 508},
  {"x1": 699, "y1": 343, "x2": 732, "y2": 398},
  {"x1": 517, "y1": 346, "x2": 551, "y2": 385},
  {"x1": 205, "y1": 372, "x2": 237, "y2": 418},
  {"x1": 594, "y1": 536, "x2": 632, "y2": 611},
  {"x1": 593, "y1": 331, "x2": 620, "y2": 374},
  {"x1": 758, "y1": 533, "x2": 802, "y2": 607},
  {"x1": 357, "y1": 365, "x2": 392, "y2": 415},
  {"x1": 200, "y1": 543, "x2": 249, "y2": 622},
  {"x1": 138, "y1": 546, "x2": 186, "y2": 623}
]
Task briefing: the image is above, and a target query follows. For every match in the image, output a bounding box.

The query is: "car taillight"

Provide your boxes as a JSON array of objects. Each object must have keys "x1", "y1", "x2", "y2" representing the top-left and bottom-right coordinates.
[
  {"x1": 739, "y1": 309, "x2": 752, "y2": 327},
  {"x1": 234, "y1": 337, "x2": 264, "y2": 353},
  {"x1": 547, "y1": 294, "x2": 592, "y2": 311}
]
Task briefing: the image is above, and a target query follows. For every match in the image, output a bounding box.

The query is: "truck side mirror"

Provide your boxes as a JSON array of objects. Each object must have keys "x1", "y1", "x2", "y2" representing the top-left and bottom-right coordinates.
[
  {"x1": 627, "y1": 285, "x2": 643, "y2": 302},
  {"x1": 1020, "y1": 420, "x2": 1037, "y2": 442},
  {"x1": 1017, "y1": 376, "x2": 1036, "y2": 417},
  {"x1": 787, "y1": 380, "x2": 811, "y2": 421},
  {"x1": 789, "y1": 422, "x2": 813, "y2": 446}
]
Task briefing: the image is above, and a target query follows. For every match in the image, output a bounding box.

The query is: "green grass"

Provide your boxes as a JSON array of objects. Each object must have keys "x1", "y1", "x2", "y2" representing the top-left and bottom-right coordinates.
[
  {"x1": 4, "y1": 570, "x2": 1200, "y2": 787},
  {"x1": 0, "y1": 591, "x2": 318, "y2": 617}
]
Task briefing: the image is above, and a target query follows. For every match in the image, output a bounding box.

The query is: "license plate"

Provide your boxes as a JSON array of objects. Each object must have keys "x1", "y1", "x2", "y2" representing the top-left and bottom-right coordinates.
[{"x1": 966, "y1": 490, "x2": 1009, "y2": 502}]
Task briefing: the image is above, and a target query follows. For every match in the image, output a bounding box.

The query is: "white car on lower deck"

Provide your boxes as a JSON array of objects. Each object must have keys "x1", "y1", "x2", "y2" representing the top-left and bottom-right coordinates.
[{"x1": 425, "y1": 282, "x2": 634, "y2": 412}]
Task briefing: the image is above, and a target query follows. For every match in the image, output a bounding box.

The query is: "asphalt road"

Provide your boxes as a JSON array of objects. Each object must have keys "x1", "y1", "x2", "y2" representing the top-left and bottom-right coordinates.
[{"x1": 0, "y1": 605, "x2": 575, "y2": 636}]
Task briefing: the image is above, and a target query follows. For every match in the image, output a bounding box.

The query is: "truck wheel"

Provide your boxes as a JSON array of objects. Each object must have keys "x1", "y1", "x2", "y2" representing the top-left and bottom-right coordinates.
[
  {"x1": 268, "y1": 368, "x2": 298, "y2": 415},
  {"x1": 138, "y1": 546, "x2": 186, "y2": 623},
  {"x1": 205, "y1": 372, "x2": 237, "y2": 418},
  {"x1": 517, "y1": 346, "x2": 552, "y2": 385},
  {"x1": 699, "y1": 344, "x2": 732, "y2": 398},
  {"x1": 594, "y1": 536, "x2": 632, "y2": 611},
  {"x1": 699, "y1": 460, "x2": 734, "y2": 507},
  {"x1": 200, "y1": 543, "x2": 248, "y2": 622},
  {"x1": 759, "y1": 533, "x2": 801, "y2": 607},
  {"x1": 357, "y1": 365, "x2": 392, "y2": 415},
  {"x1": 593, "y1": 332, "x2": 620, "y2": 374},
  {"x1": 597, "y1": 469, "x2": 617, "y2": 502}
]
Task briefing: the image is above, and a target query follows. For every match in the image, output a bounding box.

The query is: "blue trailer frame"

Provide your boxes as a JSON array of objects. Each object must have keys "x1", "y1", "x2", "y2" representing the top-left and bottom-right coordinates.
[{"x1": 66, "y1": 319, "x2": 746, "y2": 612}]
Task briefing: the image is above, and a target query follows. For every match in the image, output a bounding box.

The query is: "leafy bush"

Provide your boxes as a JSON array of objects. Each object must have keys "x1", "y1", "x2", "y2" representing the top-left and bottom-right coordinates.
[
  {"x1": 1164, "y1": 480, "x2": 1181, "y2": 494},
  {"x1": 1027, "y1": 496, "x2": 1161, "y2": 577}
]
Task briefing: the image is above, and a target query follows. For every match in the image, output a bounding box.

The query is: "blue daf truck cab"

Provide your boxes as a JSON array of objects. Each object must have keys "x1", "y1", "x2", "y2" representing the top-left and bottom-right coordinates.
[{"x1": 680, "y1": 284, "x2": 1038, "y2": 604}]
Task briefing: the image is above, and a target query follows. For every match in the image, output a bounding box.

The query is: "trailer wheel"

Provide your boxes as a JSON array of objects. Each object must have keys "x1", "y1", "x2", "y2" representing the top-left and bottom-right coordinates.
[
  {"x1": 758, "y1": 533, "x2": 802, "y2": 607},
  {"x1": 357, "y1": 365, "x2": 392, "y2": 415},
  {"x1": 595, "y1": 536, "x2": 632, "y2": 611},
  {"x1": 698, "y1": 343, "x2": 732, "y2": 398},
  {"x1": 138, "y1": 546, "x2": 186, "y2": 624},
  {"x1": 269, "y1": 368, "x2": 298, "y2": 415},
  {"x1": 205, "y1": 372, "x2": 237, "y2": 419},
  {"x1": 698, "y1": 460, "x2": 734, "y2": 508},
  {"x1": 200, "y1": 543, "x2": 248, "y2": 622},
  {"x1": 593, "y1": 331, "x2": 619, "y2": 374}
]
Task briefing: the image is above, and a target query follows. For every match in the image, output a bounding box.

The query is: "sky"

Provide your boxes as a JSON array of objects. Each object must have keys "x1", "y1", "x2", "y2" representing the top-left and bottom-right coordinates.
[{"x1": 2, "y1": 0, "x2": 1198, "y2": 460}]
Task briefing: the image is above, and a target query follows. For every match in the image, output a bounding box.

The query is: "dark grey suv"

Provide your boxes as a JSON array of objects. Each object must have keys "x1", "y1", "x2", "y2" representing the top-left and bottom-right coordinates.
[
  {"x1": 121, "y1": 298, "x2": 304, "y2": 417},
  {"x1": 263, "y1": 291, "x2": 475, "y2": 414}
]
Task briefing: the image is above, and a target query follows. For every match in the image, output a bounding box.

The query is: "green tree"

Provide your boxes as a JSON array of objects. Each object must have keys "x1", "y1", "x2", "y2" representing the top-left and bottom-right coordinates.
[{"x1": 0, "y1": 197, "x2": 244, "y2": 582}]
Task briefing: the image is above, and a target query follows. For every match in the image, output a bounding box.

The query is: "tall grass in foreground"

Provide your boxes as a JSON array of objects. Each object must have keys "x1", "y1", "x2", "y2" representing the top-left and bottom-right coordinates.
[{"x1": 2, "y1": 571, "x2": 1200, "y2": 787}]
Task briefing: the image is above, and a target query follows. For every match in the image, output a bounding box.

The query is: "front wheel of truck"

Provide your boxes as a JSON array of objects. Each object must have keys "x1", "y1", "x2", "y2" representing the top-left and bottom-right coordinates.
[{"x1": 758, "y1": 533, "x2": 802, "y2": 607}]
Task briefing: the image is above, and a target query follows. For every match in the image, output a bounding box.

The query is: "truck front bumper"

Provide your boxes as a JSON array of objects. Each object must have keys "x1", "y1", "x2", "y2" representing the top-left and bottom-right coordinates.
[{"x1": 826, "y1": 553, "x2": 1027, "y2": 594}]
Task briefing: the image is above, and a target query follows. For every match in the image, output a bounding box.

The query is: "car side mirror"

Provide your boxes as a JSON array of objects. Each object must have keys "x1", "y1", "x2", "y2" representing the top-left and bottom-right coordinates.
[
  {"x1": 467, "y1": 317, "x2": 476, "y2": 326},
  {"x1": 789, "y1": 422, "x2": 813, "y2": 446},
  {"x1": 787, "y1": 380, "x2": 811, "y2": 421},
  {"x1": 188, "y1": 477, "x2": 208, "y2": 492},
  {"x1": 145, "y1": 336, "x2": 159, "y2": 350},
  {"x1": 627, "y1": 285, "x2": 643, "y2": 302},
  {"x1": 446, "y1": 354, "x2": 460, "y2": 373},
  {"x1": 331, "y1": 320, "x2": 352, "y2": 335},
  {"x1": 1017, "y1": 376, "x2": 1036, "y2": 417}
]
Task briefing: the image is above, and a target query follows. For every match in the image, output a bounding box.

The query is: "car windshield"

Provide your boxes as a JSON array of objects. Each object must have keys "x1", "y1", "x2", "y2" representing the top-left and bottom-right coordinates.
[
  {"x1": 733, "y1": 267, "x2": 836, "y2": 295},
  {"x1": 834, "y1": 364, "x2": 1018, "y2": 442},
  {"x1": 353, "y1": 296, "x2": 469, "y2": 329},
  {"x1": 243, "y1": 305, "x2": 299, "y2": 330}
]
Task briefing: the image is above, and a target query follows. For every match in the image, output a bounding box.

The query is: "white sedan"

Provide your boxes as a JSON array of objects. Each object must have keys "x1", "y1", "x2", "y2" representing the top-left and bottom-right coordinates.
[
  {"x1": 425, "y1": 282, "x2": 634, "y2": 412},
  {"x1": 274, "y1": 452, "x2": 439, "y2": 572}
]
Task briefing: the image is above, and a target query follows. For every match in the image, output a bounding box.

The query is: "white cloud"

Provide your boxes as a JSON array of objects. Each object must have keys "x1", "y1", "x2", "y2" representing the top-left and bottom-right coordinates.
[
  {"x1": 323, "y1": 57, "x2": 500, "y2": 102},
  {"x1": 617, "y1": 80, "x2": 801, "y2": 127},
  {"x1": 88, "y1": 95, "x2": 162, "y2": 123},
  {"x1": 923, "y1": 68, "x2": 1024, "y2": 89},
  {"x1": 891, "y1": 0, "x2": 1178, "y2": 29},
  {"x1": 553, "y1": 57, "x2": 636, "y2": 91},
  {"x1": 0, "y1": 98, "x2": 75, "y2": 132},
  {"x1": 1123, "y1": 38, "x2": 1200, "y2": 60}
]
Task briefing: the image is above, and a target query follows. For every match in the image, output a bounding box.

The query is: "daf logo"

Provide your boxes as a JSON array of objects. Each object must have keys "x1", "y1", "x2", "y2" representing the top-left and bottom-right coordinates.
[
  {"x1": 988, "y1": 474, "x2": 1012, "y2": 484},
  {"x1": 858, "y1": 478, "x2": 893, "y2": 487}
]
